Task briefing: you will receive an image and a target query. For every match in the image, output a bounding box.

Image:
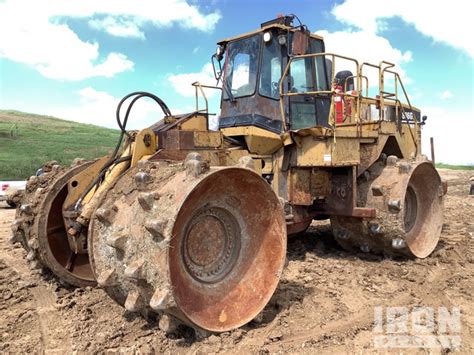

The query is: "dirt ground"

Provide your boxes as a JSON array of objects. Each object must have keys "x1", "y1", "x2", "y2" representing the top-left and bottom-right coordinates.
[{"x1": 0, "y1": 168, "x2": 473, "y2": 354}]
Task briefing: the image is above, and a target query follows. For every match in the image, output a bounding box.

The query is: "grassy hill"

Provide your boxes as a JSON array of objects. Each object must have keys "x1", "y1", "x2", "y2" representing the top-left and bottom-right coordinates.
[
  {"x1": 436, "y1": 163, "x2": 474, "y2": 170},
  {"x1": 1, "y1": 109, "x2": 471, "y2": 180},
  {"x1": 0, "y1": 110, "x2": 119, "y2": 180}
]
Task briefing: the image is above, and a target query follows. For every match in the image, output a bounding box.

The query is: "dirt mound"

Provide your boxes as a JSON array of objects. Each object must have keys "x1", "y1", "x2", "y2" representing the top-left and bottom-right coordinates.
[{"x1": 0, "y1": 169, "x2": 473, "y2": 353}]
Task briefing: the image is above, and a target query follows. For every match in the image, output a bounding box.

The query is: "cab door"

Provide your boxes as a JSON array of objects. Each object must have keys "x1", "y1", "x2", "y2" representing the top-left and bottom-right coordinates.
[{"x1": 288, "y1": 40, "x2": 330, "y2": 130}]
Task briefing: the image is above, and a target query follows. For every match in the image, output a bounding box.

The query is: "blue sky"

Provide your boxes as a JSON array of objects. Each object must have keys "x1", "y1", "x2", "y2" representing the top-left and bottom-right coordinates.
[{"x1": 0, "y1": 0, "x2": 472, "y2": 164}]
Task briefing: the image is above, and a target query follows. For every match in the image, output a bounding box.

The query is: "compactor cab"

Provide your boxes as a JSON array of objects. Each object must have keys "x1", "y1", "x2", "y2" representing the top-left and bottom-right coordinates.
[{"x1": 216, "y1": 15, "x2": 331, "y2": 134}]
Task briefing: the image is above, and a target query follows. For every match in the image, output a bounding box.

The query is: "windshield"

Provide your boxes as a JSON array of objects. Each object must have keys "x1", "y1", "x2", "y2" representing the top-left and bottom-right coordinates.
[
  {"x1": 259, "y1": 34, "x2": 283, "y2": 99},
  {"x1": 223, "y1": 35, "x2": 261, "y2": 99}
]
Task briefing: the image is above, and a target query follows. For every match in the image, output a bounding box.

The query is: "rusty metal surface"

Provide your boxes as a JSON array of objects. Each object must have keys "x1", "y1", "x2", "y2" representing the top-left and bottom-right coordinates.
[
  {"x1": 286, "y1": 219, "x2": 312, "y2": 235},
  {"x1": 9, "y1": 160, "x2": 97, "y2": 286},
  {"x1": 11, "y1": 162, "x2": 65, "y2": 254},
  {"x1": 150, "y1": 148, "x2": 249, "y2": 168},
  {"x1": 157, "y1": 130, "x2": 222, "y2": 150},
  {"x1": 89, "y1": 158, "x2": 286, "y2": 332},
  {"x1": 149, "y1": 112, "x2": 208, "y2": 133},
  {"x1": 170, "y1": 167, "x2": 286, "y2": 331},
  {"x1": 291, "y1": 29, "x2": 310, "y2": 55},
  {"x1": 289, "y1": 168, "x2": 312, "y2": 205},
  {"x1": 36, "y1": 162, "x2": 97, "y2": 285},
  {"x1": 220, "y1": 93, "x2": 281, "y2": 126},
  {"x1": 331, "y1": 156, "x2": 444, "y2": 258},
  {"x1": 324, "y1": 168, "x2": 355, "y2": 216}
]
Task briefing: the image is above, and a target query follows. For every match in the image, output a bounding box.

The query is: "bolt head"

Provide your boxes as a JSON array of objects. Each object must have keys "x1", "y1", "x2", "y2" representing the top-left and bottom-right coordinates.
[
  {"x1": 392, "y1": 238, "x2": 406, "y2": 249},
  {"x1": 388, "y1": 200, "x2": 401, "y2": 212},
  {"x1": 386, "y1": 155, "x2": 398, "y2": 166}
]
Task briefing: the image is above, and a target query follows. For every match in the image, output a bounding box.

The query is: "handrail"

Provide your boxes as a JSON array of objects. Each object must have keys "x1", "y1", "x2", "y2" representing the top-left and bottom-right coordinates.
[
  {"x1": 358, "y1": 61, "x2": 419, "y2": 152},
  {"x1": 278, "y1": 52, "x2": 419, "y2": 152},
  {"x1": 346, "y1": 75, "x2": 368, "y2": 97},
  {"x1": 384, "y1": 69, "x2": 418, "y2": 153},
  {"x1": 383, "y1": 96, "x2": 418, "y2": 153},
  {"x1": 192, "y1": 82, "x2": 222, "y2": 114},
  {"x1": 279, "y1": 52, "x2": 360, "y2": 130}
]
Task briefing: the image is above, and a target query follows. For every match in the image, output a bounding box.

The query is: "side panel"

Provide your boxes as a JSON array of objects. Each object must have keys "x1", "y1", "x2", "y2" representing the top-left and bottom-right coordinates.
[{"x1": 295, "y1": 137, "x2": 360, "y2": 167}]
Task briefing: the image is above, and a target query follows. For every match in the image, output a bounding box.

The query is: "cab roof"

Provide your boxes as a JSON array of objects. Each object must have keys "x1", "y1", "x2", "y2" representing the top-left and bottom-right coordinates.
[{"x1": 217, "y1": 17, "x2": 324, "y2": 46}]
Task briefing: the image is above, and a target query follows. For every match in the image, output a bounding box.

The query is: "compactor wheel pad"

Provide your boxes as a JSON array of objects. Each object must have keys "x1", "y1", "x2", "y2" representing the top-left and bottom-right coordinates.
[
  {"x1": 38, "y1": 162, "x2": 97, "y2": 285},
  {"x1": 331, "y1": 158, "x2": 444, "y2": 258},
  {"x1": 89, "y1": 160, "x2": 287, "y2": 332},
  {"x1": 11, "y1": 160, "x2": 97, "y2": 285},
  {"x1": 11, "y1": 162, "x2": 66, "y2": 255}
]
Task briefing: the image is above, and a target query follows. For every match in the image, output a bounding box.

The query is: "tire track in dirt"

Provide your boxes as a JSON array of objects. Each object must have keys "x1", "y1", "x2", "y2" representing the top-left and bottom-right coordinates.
[
  {"x1": 0, "y1": 205, "x2": 71, "y2": 353},
  {"x1": 31, "y1": 286, "x2": 71, "y2": 353},
  {"x1": 1, "y1": 169, "x2": 473, "y2": 354},
  {"x1": 263, "y1": 294, "x2": 411, "y2": 351}
]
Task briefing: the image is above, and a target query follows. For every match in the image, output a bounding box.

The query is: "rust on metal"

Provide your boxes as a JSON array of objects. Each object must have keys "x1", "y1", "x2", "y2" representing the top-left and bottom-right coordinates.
[
  {"x1": 291, "y1": 29, "x2": 310, "y2": 55},
  {"x1": 34, "y1": 162, "x2": 97, "y2": 286},
  {"x1": 89, "y1": 162, "x2": 286, "y2": 333},
  {"x1": 169, "y1": 167, "x2": 287, "y2": 331},
  {"x1": 16, "y1": 14, "x2": 447, "y2": 336},
  {"x1": 331, "y1": 160, "x2": 444, "y2": 258}
]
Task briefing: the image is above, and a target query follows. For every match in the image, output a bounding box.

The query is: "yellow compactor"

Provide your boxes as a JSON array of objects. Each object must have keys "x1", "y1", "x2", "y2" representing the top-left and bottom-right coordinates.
[{"x1": 11, "y1": 15, "x2": 445, "y2": 334}]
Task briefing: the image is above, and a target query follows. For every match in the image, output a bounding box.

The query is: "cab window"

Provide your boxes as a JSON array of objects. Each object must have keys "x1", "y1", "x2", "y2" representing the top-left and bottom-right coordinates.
[
  {"x1": 223, "y1": 35, "x2": 260, "y2": 99},
  {"x1": 288, "y1": 38, "x2": 330, "y2": 130},
  {"x1": 259, "y1": 37, "x2": 282, "y2": 99}
]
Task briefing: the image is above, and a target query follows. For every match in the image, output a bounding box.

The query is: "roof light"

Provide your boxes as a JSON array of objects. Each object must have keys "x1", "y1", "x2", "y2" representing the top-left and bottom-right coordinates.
[
  {"x1": 278, "y1": 34, "x2": 287, "y2": 46},
  {"x1": 263, "y1": 31, "x2": 272, "y2": 43}
]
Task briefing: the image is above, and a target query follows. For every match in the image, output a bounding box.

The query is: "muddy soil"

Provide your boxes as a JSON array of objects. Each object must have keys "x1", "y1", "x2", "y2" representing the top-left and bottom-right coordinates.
[{"x1": 0, "y1": 169, "x2": 473, "y2": 353}]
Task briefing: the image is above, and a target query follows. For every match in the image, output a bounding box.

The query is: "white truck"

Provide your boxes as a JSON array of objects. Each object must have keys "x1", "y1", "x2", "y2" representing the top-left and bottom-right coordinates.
[{"x1": 0, "y1": 181, "x2": 26, "y2": 207}]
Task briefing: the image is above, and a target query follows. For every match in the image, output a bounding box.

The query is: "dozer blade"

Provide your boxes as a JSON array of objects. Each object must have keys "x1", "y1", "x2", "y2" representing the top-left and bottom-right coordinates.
[
  {"x1": 11, "y1": 159, "x2": 101, "y2": 286},
  {"x1": 331, "y1": 156, "x2": 445, "y2": 258},
  {"x1": 89, "y1": 158, "x2": 287, "y2": 332}
]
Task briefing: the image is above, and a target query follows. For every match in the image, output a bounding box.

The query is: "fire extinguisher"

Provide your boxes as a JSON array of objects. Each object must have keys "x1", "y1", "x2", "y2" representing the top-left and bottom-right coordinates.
[{"x1": 334, "y1": 84, "x2": 344, "y2": 124}]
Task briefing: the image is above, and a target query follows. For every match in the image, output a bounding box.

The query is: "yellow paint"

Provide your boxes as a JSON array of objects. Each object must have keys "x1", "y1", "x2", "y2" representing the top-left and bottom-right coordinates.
[
  {"x1": 296, "y1": 137, "x2": 360, "y2": 167},
  {"x1": 131, "y1": 128, "x2": 157, "y2": 166},
  {"x1": 62, "y1": 156, "x2": 110, "y2": 209},
  {"x1": 79, "y1": 128, "x2": 161, "y2": 225},
  {"x1": 179, "y1": 114, "x2": 207, "y2": 131},
  {"x1": 79, "y1": 144, "x2": 132, "y2": 222},
  {"x1": 221, "y1": 126, "x2": 283, "y2": 155},
  {"x1": 194, "y1": 131, "x2": 222, "y2": 148}
]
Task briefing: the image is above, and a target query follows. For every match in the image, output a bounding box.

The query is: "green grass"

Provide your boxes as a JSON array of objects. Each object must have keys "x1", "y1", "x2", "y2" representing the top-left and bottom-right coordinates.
[
  {"x1": 436, "y1": 163, "x2": 474, "y2": 170},
  {"x1": 0, "y1": 110, "x2": 119, "y2": 180},
  {"x1": 2, "y1": 109, "x2": 472, "y2": 179}
]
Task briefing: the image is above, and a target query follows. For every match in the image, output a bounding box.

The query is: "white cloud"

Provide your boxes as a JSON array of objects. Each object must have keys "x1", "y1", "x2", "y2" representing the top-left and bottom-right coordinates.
[
  {"x1": 421, "y1": 107, "x2": 473, "y2": 165},
  {"x1": 168, "y1": 63, "x2": 219, "y2": 97},
  {"x1": 440, "y1": 90, "x2": 453, "y2": 99},
  {"x1": 316, "y1": 30, "x2": 412, "y2": 91},
  {"x1": 333, "y1": 0, "x2": 473, "y2": 57},
  {"x1": 89, "y1": 17, "x2": 145, "y2": 39},
  {"x1": 49, "y1": 87, "x2": 183, "y2": 129},
  {"x1": 0, "y1": 0, "x2": 221, "y2": 81}
]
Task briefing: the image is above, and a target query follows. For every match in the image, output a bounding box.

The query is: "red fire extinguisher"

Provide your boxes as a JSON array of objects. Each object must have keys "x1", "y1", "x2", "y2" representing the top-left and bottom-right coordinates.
[
  {"x1": 334, "y1": 85, "x2": 357, "y2": 124},
  {"x1": 334, "y1": 84, "x2": 344, "y2": 124}
]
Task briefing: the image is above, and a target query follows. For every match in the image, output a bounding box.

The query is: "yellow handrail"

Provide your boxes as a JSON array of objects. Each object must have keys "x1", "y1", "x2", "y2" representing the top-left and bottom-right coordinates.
[
  {"x1": 276, "y1": 52, "x2": 419, "y2": 154},
  {"x1": 192, "y1": 82, "x2": 222, "y2": 114},
  {"x1": 279, "y1": 52, "x2": 360, "y2": 130}
]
